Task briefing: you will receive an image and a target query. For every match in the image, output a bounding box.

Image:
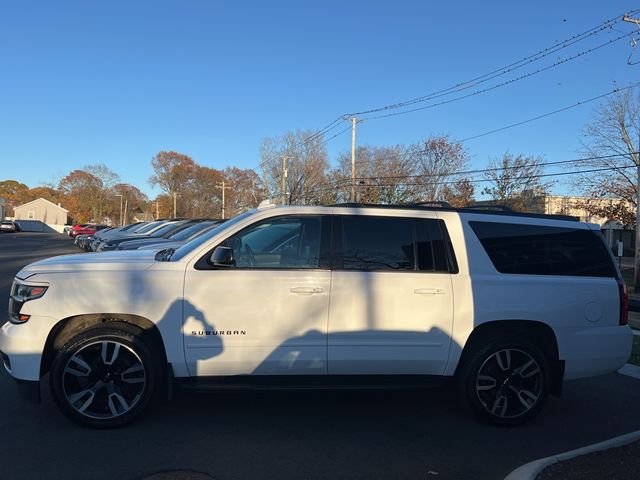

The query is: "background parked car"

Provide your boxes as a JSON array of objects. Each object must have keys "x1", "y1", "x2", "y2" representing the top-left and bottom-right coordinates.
[
  {"x1": 69, "y1": 224, "x2": 109, "y2": 238},
  {"x1": 116, "y1": 219, "x2": 216, "y2": 250},
  {"x1": 0, "y1": 221, "x2": 21, "y2": 233},
  {"x1": 137, "y1": 221, "x2": 223, "y2": 252},
  {"x1": 96, "y1": 219, "x2": 186, "y2": 251},
  {"x1": 86, "y1": 222, "x2": 150, "y2": 251}
]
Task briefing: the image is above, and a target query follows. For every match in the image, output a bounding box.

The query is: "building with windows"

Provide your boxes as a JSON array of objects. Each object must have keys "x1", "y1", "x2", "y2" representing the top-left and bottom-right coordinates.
[{"x1": 13, "y1": 198, "x2": 68, "y2": 232}]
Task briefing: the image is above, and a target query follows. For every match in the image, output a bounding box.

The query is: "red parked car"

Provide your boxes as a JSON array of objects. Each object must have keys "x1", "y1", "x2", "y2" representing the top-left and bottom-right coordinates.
[{"x1": 69, "y1": 224, "x2": 109, "y2": 238}]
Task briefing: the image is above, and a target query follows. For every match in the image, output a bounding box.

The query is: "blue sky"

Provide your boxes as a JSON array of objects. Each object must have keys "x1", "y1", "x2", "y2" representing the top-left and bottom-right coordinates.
[{"x1": 1, "y1": 0, "x2": 639, "y2": 199}]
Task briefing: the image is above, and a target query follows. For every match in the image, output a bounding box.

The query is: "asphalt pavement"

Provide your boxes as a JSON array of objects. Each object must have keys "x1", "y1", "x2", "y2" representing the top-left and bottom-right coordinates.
[{"x1": 1, "y1": 232, "x2": 639, "y2": 480}]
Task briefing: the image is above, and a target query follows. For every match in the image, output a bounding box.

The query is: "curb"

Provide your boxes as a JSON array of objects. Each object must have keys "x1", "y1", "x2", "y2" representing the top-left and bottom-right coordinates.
[{"x1": 504, "y1": 429, "x2": 640, "y2": 480}]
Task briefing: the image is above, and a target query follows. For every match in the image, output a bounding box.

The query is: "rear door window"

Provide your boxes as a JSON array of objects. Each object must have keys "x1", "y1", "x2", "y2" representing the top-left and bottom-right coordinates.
[{"x1": 335, "y1": 215, "x2": 455, "y2": 273}]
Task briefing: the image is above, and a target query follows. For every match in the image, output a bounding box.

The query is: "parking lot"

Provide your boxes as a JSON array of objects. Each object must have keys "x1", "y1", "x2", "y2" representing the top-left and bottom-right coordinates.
[{"x1": 1, "y1": 232, "x2": 640, "y2": 480}]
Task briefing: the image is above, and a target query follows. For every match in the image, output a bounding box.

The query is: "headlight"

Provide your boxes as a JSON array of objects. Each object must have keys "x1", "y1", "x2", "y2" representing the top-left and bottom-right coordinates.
[
  {"x1": 8, "y1": 282, "x2": 48, "y2": 324},
  {"x1": 15, "y1": 284, "x2": 48, "y2": 301}
]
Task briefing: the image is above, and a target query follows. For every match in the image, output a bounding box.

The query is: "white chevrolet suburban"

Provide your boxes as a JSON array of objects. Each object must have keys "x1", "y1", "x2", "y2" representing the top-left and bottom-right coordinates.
[{"x1": 1, "y1": 203, "x2": 633, "y2": 427}]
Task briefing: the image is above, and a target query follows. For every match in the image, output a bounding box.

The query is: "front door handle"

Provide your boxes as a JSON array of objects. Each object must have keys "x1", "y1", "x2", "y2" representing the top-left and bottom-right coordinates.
[
  {"x1": 290, "y1": 286, "x2": 324, "y2": 295},
  {"x1": 414, "y1": 288, "x2": 446, "y2": 296}
]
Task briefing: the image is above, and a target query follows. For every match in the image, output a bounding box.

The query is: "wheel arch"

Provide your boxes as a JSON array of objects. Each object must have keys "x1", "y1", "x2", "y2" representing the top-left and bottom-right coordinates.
[
  {"x1": 455, "y1": 319, "x2": 564, "y2": 396},
  {"x1": 40, "y1": 314, "x2": 168, "y2": 377}
]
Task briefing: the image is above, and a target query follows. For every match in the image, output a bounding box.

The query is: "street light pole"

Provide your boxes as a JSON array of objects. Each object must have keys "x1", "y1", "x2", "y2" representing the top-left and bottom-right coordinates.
[
  {"x1": 281, "y1": 156, "x2": 289, "y2": 205},
  {"x1": 173, "y1": 192, "x2": 177, "y2": 218},
  {"x1": 624, "y1": 13, "x2": 640, "y2": 292},
  {"x1": 115, "y1": 194, "x2": 123, "y2": 227},
  {"x1": 216, "y1": 181, "x2": 233, "y2": 219},
  {"x1": 350, "y1": 117, "x2": 357, "y2": 203}
]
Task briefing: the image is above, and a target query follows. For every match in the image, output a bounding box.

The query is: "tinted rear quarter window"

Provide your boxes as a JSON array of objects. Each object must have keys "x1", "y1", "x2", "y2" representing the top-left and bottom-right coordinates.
[{"x1": 469, "y1": 221, "x2": 616, "y2": 277}]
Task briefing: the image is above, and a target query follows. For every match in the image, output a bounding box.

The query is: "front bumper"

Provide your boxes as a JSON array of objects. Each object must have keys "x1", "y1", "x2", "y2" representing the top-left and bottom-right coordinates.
[{"x1": 0, "y1": 314, "x2": 58, "y2": 381}]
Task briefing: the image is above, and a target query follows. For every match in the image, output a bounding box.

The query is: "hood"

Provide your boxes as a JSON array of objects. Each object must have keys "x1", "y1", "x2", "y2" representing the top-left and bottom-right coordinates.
[{"x1": 16, "y1": 250, "x2": 158, "y2": 279}]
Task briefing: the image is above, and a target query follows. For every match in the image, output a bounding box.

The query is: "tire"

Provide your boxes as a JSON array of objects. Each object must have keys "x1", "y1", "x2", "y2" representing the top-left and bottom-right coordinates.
[
  {"x1": 50, "y1": 323, "x2": 161, "y2": 428},
  {"x1": 458, "y1": 336, "x2": 550, "y2": 426}
]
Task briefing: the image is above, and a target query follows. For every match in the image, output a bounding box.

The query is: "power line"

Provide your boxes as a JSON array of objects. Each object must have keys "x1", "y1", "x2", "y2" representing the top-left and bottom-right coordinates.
[
  {"x1": 318, "y1": 164, "x2": 639, "y2": 191},
  {"x1": 351, "y1": 14, "x2": 632, "y2": 117},
  {"x1": 308, "y1": 82, "x2": 640, "y2": 150},
  {"x1": 457, "y1": 82, "x2": 640, "y2": 143},
  {"x1": 350, "y1": 152, "x2": 639, "y2": 181},
  {"x1": 298, "y1": 150, "x2": 640, "y2": 199},
  {"x1": 283, "y1": 11, "x2": 637, "y2": 152},
  {"x1": 363, "y1": 31, "x2": 634, "y2": 121}
]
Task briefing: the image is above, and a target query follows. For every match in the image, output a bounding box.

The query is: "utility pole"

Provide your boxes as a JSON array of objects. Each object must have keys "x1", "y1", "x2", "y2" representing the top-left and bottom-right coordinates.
[
  {"x1": 115, "y1": 194, "x2": 123, "y2": 227},
  {"x1": 216, "y1": 181, "x2": 233, "y2": 219},
  {"x1": 156, "y1": 200, "x2": 159, "y2": 220},
  {"x1": 624, "y1": 13, "x2": 640, "y2": 292},
  {"x1": 350, "y1": 117, "x2": 357, "y2": 203},
  {"x1": 281, "y1": 156, "x2": 290, "y2": 205},
  {"x1": 173, "y1": 192, "x2": 177, "y2": 218}
]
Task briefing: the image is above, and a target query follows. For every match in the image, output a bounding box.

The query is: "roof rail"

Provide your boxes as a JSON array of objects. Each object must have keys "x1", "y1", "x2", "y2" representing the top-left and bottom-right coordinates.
[
  {"x1": 461, "y1": 204, "x2": 514, "y2": 212},
  {"x1": 326, "y1": 202, "x2": 579, "y2": 221},
  {"x1": 408, "y1": 201, "x2": 452, "y2": 208}
]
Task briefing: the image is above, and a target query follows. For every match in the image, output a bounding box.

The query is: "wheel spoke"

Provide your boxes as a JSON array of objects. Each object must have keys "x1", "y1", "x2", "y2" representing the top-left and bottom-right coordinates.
[
  {"x1": 101, "y1": 342, "x2": 121, "y2": 365},
  {"x1": 516, "y1": 387, "x2": 539, "y2": 408},
  {"x1": 65, "y1": 355, "x2": 91, "y2": 377},
  {"x1": 491, "y1": 395, "x2": 508, "y2": 417},
  {"x1": 107, "y1": 391, "x2": 130, "y2": 416},
  {"x1": 476, "y1": 375, "x2": 497, "y2": 391},
  {"x1": 120, "y1": 364, "x2": 145, "y2": 384},
  {"x1": 496, "y1": 350, "x2": 511, "y2": 371},
  {"x1": 67, "y1": 381, "x2": 104, "y2": 413},
  {"x1": 519, "y1": 360, "x2": 541, "y2": 379}
]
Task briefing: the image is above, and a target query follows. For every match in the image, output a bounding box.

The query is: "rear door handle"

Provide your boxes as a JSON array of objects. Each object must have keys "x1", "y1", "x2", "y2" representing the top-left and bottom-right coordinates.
[
  {"x1": 290, "y1": 287, "x2": 324, "y2": 295},
  {"x1": 414, "y1": 288, "x2": 446, "y2": 296}
]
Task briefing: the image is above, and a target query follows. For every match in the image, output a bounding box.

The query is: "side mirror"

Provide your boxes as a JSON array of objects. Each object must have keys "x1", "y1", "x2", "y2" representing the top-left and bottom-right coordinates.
[{"x1": 211, "y1": 246, "x2": 235, "y2": 267}]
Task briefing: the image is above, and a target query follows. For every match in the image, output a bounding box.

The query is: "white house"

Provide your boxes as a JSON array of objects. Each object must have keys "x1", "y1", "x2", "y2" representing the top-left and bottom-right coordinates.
[{"x1": 14, "y1": 198, "x2": 68, "y2": 233}]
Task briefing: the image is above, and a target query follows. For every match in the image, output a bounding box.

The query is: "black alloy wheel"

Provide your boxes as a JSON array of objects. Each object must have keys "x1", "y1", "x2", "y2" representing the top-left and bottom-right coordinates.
[
  {"x1": 460, "y1": 336, "x2": 550, "y2": 426},
  {"x1": 50, "y1": 324, "x2": 160, "y2": 428}
]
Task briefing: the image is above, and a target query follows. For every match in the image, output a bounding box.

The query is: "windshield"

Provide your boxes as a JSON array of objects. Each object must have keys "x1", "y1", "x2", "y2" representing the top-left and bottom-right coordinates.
[
  {"x1": 170, "y1": 210, "x2": 256, "y2": 261},
  {"x1": 167, "y1": 221, "x2": 216, "y2": 241},
  {"x1": 134, "y1": 220, "x2": 164, "y2": 234},
  {"x1": 152, "y1": 222, "x2": 185, "y2": 237}
]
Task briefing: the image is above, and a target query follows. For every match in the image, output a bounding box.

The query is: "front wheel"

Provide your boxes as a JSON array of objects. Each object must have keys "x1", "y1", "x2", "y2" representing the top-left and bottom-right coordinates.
[
  {"x1": 50, "y1": 324, "x2": 160, "y2": 428},
  {"x1": 459, "y1": 337, "x2": 550, "y2": 426}
]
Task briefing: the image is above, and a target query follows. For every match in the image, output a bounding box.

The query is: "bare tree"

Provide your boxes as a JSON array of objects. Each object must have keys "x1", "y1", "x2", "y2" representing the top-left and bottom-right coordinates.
[
  {"x1": 573, "y1": 87, "x2": 640, "y2": 222},
  {"x1": 441, "y1": 178, "x2": 475, "y2": 207},
  {"x1": 482, "y1": 152, "x2": 552, "y2": 212},
  {"x1": 330, "y1": 136, "x2": 470, "y2": 205},
  {"x1": 408, "y1": 135, "x2": 469, "y2": 202},
  {"x1": 223, "y1": 167, "x2": 264, "y2": 216},
  {"x1": 332, "y1": 145, "x2": 416, "y2": 204},
  {"x1": 573, "y1": 87, "x2": 640, "y2": 289},
  {"x1": 259, "y1": 130, "x2": 329, "y2": 205}
]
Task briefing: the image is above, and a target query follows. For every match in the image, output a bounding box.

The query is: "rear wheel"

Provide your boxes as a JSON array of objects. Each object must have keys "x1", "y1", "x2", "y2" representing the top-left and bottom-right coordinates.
[
  {"x1": 459, "y1": 337, "x2": 550, "y2": 426},
  {"x1": 50, "y1": 324, "x2": 160, "y2": 428}
]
